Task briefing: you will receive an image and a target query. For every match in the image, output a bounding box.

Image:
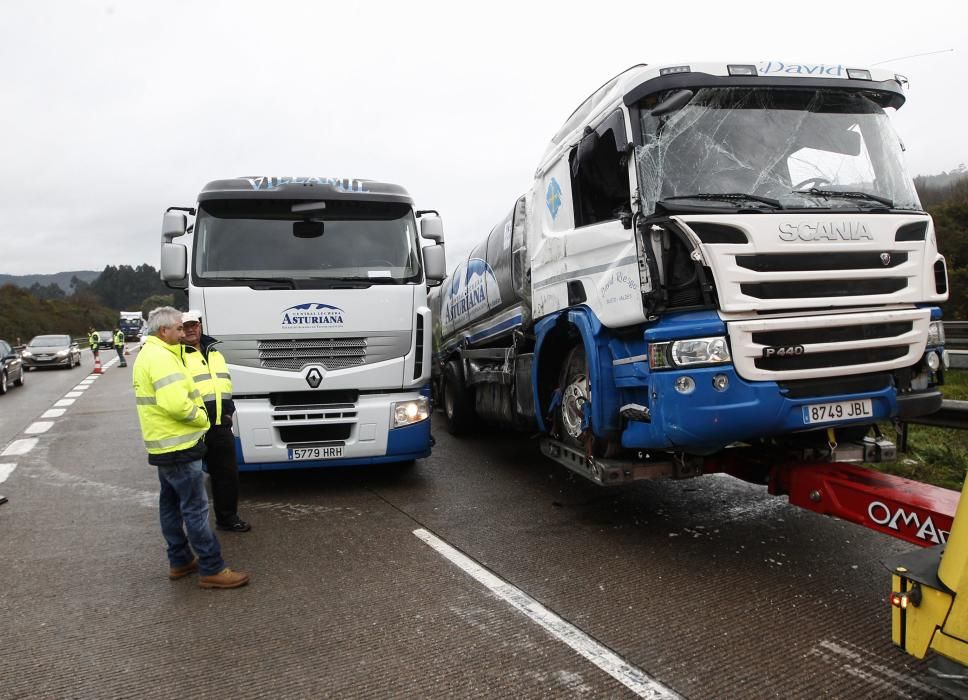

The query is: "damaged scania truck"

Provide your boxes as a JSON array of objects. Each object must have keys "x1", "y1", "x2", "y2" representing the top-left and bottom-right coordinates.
[{"x1": 430, "y1": 61, "x2": 950, "y2": 484}]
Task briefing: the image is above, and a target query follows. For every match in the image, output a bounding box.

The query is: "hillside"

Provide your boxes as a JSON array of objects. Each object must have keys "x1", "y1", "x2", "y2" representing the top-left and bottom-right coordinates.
[{"x1": 0, "y1": 270, "x2": 99, "y2": 293}]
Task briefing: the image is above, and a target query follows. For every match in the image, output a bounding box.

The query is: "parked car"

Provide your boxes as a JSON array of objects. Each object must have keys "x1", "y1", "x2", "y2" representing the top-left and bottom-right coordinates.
[
  {"x1": 22, "y1": 334, "x2": 81, "y2": 370},
  {"x1": 96, "y1": 331, "x2": 114, "y2": 350},
  {"x1": 0, "y1": 339, "x2": 26, "y2": 394}
]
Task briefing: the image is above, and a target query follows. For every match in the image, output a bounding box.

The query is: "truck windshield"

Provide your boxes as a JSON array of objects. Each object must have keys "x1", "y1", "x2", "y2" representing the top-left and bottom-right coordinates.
[
  {"x1": 193, "y1": 200, "x2": 423, "y2": 287},
  {"x1": 636, "y1": 88, "x2": 921, "y2": 214}
]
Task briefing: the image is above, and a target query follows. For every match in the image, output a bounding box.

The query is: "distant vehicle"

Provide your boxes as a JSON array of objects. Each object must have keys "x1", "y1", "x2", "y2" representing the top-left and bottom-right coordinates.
[
  {"x1": 119, "y1": 311, "x2": 144, "y2": 341},
  {"x1": 22, "y1": 334, "x2": 81, "y2": 370},
  {"x1": 0, "y1": 339, "x2": 26, "y2": 394},
  {"x1": 96, "y1": 331, "x2": 114, "y2": 350}
]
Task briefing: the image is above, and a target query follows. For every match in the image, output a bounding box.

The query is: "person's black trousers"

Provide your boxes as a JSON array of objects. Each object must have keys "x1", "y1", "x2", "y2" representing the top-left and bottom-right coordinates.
[{"x1": 205, "y1": 424, "x2": 240, "y2": 525}]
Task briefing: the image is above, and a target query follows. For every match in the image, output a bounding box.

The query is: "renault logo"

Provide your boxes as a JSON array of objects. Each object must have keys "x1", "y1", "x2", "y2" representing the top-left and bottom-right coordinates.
[
  {"x1": 305, "y1": 368, "x2": 323, "y2": 388},
  {"x1": 880, "y1": 252, "x2": 892, "y2": 266}
]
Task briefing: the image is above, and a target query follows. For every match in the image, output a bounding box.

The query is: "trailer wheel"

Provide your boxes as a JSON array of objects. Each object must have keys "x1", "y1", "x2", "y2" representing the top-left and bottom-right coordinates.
[
  {"x1": 443, "y1": 360, "x2": 474, "y2": 436},
  {"x1": 558, "y1": 344, "x2": 590, "y2": 447}
]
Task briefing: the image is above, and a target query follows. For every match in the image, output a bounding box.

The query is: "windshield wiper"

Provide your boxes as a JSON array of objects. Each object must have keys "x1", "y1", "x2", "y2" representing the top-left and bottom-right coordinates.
[
  {"x1": 218, "y1": 276, "x2": 295, "y2": 289},
  {"x1": 792, "y1": 188, "x2": 894, "y2": 208},
  {"x1": 661, "y1": 193, "x2": 783, "y2": 209}
]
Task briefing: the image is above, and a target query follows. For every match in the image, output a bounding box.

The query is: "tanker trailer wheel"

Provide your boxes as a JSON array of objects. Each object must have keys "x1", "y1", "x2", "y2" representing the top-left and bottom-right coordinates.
[
  {"x1": 443, "y1": 359, "x2": 475, "y2": 436},
  {"x1": 558, "y1": 345, "x2": 590, "y2": 448}
]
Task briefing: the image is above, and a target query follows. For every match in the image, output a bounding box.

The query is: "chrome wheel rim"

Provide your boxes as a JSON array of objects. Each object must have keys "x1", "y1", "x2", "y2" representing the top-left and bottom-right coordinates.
[{"x1": 561, "y1": 375, "x2": 588, "y2": 439}]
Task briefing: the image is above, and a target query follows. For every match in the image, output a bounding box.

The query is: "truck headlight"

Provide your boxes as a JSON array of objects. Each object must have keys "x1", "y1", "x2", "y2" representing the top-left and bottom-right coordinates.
[
  {"x1": 649, "y1": 336, "x2": 731, "y2": 369},
  {"x1": 927, "y1": 321, "x2": 945, "y2": 346},
  {"x1": 392, "y1": 397, "x2": 430, "y2": 428}
]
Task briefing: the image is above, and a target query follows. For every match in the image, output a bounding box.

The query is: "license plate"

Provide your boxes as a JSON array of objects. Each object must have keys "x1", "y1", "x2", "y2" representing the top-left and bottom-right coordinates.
[
  {"x1": 802, "y1": 399, "x2": 873, "y2": 425},
  {"x1": 287, "y1": 446, "x2": 344, "y2": 460}
]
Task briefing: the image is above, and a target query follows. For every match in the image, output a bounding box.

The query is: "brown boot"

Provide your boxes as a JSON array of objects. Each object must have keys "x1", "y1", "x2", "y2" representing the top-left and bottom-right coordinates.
[
  {"x1": 168, "y1": 557, "x2": 198, "y2": 580},
  {"x1": 199, "y1": 568, "x2": 250, "y2": 589}
]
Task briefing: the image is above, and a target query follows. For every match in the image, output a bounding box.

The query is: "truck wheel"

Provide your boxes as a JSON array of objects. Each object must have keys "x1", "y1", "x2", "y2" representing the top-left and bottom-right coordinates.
[
  {"x1": 443, "y1": 360, "x2": 474, "y2": 436},
  {"x1": 558, "y1": 345, "x2": 590, "y2": 447}
]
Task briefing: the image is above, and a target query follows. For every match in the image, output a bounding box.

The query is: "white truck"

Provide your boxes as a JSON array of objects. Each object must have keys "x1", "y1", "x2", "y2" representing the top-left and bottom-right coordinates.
[
  {"x1": 160, "y1": 176, "x2": 446, "y2": 471},
  {"x1": 431, "y1": 61, "x2": 949, "y2": 484}
]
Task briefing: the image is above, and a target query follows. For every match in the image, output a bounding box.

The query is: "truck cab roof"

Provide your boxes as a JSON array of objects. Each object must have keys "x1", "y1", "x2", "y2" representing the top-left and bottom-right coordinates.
[{"x1": 198, "y1": 177, "x2": 414, "y2": 205}]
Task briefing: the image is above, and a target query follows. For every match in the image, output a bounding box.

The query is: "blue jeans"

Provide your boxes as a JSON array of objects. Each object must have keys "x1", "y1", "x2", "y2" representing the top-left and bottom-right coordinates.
[{"x1": 157, "y1": 460, "x2": 224, "y2": 575}]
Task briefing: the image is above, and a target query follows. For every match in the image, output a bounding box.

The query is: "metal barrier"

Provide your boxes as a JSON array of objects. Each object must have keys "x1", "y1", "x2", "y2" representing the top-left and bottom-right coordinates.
[
  {"x1": 898, "y1": 399, "x2": 968, "y2": 451},
  {"x1": 947, "y1": 321, "x2": 968, "y2": 369}
]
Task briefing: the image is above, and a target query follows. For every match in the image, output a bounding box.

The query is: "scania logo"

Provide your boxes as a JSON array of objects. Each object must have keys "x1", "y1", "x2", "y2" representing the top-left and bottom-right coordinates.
[
  {"x1": 778, "y1": 221, "x2": 873, "y2": 242},
  {"x1": 880, "y1": 252, "x2": 891, "y2": 266},
  {"x1": 305, "y1": 368, "x2": 323, "y2": 388}
]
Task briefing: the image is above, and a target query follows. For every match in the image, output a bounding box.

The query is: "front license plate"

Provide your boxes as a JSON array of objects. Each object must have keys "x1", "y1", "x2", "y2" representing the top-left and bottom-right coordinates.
[
  {"x1": 287, "y1": 446, "x2": 344, "y2": 461},
  {"x1": 802, "y1": 399, "x2": 873, "y2": 425}
]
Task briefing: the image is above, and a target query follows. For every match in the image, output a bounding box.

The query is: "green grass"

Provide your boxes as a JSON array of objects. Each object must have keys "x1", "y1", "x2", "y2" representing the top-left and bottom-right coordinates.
[{"x1": 873, "y1": 368, "x2": 967, "y2": 492}]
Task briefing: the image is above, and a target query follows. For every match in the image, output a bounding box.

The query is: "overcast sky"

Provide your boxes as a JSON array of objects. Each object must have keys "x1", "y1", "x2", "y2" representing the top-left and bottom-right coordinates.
[{"x1": 2, "y1": 0, "x2": 965, "y2": 276}]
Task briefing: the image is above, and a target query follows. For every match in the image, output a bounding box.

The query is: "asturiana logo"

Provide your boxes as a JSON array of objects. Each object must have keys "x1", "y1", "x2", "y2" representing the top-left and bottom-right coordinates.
[{"x1": 282, "y1": 303, "x2": 345, "y2": 327}]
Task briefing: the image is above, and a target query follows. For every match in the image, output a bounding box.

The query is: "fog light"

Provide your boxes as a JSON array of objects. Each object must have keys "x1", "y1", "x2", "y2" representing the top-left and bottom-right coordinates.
[
  {"x1": 712, "y1": 374, "x2": 729, "y2": 392},
  {"x1": 926, "y1": 352, "x2": 940, "y2": 371},
  {"x1": 674, "y1": 376, "x2": 695, "y2": 394}
]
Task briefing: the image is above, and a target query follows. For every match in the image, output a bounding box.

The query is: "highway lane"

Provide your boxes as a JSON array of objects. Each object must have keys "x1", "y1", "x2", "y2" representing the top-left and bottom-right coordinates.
[{"x1": 0, "y1": 359, "x2": 945, "y2": 699}]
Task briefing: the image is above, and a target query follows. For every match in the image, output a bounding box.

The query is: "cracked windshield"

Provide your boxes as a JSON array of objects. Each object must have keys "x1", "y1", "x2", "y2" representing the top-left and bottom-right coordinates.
[{"x1": 636, "y1": 88, "x2": 922, "y2": 213}]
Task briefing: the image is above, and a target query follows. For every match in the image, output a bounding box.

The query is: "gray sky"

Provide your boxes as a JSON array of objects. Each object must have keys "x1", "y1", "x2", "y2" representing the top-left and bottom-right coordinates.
[{"x1": 2, "y1": 0, "x2": 965, "y2": 275}]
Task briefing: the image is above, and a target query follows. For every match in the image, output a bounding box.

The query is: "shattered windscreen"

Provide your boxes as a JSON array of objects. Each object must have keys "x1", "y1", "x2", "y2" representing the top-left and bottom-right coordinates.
[{"x1": 635, "y1": 88, "x2": 921, "y2": 214}]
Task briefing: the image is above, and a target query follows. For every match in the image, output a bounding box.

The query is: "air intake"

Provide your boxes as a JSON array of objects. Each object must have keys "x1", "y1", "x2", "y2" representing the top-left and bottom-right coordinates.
[{"x1": 413, "y1": 315, "x2": 424, "y2": 380}]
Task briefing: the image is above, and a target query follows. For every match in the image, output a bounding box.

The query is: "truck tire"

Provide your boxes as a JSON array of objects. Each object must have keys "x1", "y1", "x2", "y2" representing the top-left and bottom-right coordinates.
[
  {"x1": 443, "y1": 360, "x2": 475, "y2": 436},
  {"x1": 557, "y1": 344, "x2": 590, "y2": 448}
]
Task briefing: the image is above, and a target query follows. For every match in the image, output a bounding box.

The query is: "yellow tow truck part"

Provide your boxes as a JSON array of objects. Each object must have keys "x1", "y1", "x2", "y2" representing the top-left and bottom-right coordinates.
[{"x1": 890, "y1": 474, "x2": 968, "y2": 692}]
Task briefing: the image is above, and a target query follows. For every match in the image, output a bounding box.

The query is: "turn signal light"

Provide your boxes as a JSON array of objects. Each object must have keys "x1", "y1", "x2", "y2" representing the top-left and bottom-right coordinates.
[{"x1": 890, "y1": 585, "x2": 922, "y2": 609}]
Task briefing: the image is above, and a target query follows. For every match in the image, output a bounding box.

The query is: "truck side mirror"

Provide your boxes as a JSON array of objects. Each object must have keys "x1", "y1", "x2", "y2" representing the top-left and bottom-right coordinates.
[
  {"x1": 160, "y1": 243, "x2": 188, "y2": 287},
  {"x1": 420, "y1": 216, "x2": 444, "y2": 243},
  {"x1": 162, "y1": 211, "x2": 187, "y2": 242},
  {"x1": 423, "y1": 244, "x2": 446, "y2": 284}
]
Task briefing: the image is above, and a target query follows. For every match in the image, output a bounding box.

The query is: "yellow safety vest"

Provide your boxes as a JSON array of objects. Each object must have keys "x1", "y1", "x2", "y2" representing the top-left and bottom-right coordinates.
[
  {"x1": 88, "y1": 332, "x2": 99, "y2": 350},
  {"x1": 184, "y1": 345, "x2": 233, "y2": 426},
  {"x1": 132, "y1": 335, "x2": 210, "y2": 455},
  {"x1": 114, "y1": 330, "x2": 125, "y2": 348}
]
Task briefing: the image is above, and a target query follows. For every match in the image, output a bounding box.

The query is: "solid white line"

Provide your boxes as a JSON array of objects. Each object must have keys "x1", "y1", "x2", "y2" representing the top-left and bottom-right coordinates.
[
  {"x1": 413, "y1": 528, "x2": 682, "y2": 699},
  {"x1": 0, "y1": 463, "x2": 16, "y2": 483},
  {"x1": 25, "y1": 422, "x2": 53, "y2": 435},
  {"x1": 2, "y1": 439, "x2": 38, "y2": 457},
  {"x1": 41, "y1": 409, "x2": 66, "y2": 419},
  {"x1": 54, "y1": 399, "x2": 75, "y2": 407}
]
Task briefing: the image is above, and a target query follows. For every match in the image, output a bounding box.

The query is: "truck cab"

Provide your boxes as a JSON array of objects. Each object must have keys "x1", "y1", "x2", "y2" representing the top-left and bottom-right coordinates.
[{"x1": 161, "y1": 176, "x2": 446, "y2": 471}]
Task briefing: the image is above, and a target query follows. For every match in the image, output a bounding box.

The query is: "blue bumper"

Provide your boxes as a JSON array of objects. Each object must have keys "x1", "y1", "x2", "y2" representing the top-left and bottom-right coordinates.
[{"x1": 235, "y1": 419, "x2": 432, "y2": 472}]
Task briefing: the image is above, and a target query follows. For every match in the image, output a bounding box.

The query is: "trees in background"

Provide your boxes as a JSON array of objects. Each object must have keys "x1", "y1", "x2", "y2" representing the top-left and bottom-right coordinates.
[{"x1": 915, "y1": 172, "x2": 968, "y2": 321}]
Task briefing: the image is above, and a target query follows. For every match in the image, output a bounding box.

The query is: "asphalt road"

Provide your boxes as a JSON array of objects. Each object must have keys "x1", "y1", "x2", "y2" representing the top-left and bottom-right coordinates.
[{"x1": 0, "y1": 351, "x2": 946, "y2": 698}]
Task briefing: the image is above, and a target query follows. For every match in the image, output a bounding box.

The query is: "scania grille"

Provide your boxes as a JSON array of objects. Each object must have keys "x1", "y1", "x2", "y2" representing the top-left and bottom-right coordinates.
[
  {"x1": 735, "y1": 251, "x2": 908, "y2": 272},
  {"x1": 257, "y1": 338, "x2": 366, "y2": 371},
  {"x1": 726, "y1": 308, "x2": 930, "y2": 382},
  {"x1": 741, "y1": 278, "x2": 906, "y2": 299}
]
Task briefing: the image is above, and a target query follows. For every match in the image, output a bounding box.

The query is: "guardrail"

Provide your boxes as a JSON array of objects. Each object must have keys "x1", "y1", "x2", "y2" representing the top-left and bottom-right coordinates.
[
  {"x1": 946, "y1": 321, "x2": 968, "y2": 351},
  {"x1": 897, "y1": 399, "x2": 968, "y2": 450}
]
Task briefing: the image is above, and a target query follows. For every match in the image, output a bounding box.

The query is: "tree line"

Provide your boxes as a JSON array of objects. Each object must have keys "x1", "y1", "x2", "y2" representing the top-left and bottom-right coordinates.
[
  {"x1": 0, "y1": 264, "x2": 185, "y2": 344},
  {"x1": 915, "y1": 169, "x2": 968, "y2": 320}
]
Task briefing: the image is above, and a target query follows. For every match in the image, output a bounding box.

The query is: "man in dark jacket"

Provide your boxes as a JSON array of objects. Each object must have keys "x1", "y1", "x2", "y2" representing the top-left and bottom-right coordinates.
[{"x1": 181, "y1": 310, "x2": 250, "y2": 532}]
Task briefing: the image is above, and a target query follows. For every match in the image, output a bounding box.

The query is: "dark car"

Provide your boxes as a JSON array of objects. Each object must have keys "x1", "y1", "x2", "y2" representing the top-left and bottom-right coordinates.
[
  {"x1": 22, "y1": 334, "x2": 82, "y2": 370},
  {"x1": 0, "y1": 339, "x2": 26, "y2": 394},
  {"x1": 96, "y1": 331, "x2": 115, "y2": 350}
]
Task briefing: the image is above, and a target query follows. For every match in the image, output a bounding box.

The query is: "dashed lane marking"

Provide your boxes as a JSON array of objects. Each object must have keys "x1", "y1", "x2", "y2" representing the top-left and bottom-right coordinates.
[
  {"x1": 64, "y1": 392, "x2": 84, "y2": 398},
  {"x1": 0, "y1": 463, "x2": 16, "y2": 483},
  {"x1": 414, "y1": 528, "x2": 683, "y2": 700},
  {"x1": 25, "y1": 422, "x2": 53, "y2": 435},
  {"x1": 41, "y1": 409, "x2": 66, "y2": 419},
  {"x1": 2, "y1": 439, "x2": 38, "y2": 457},
  {"x1": 54, "y1": 399, "x2": 75, "y2": 407}
]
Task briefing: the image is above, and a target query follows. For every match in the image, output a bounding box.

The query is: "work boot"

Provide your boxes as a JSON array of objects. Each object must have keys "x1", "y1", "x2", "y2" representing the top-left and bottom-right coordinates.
[
  {"x1": 168, "y1": 556, "x2": 198, "y2": 580},
  {"x1": 216, "y1": 517, "x2": 251, "y2": 533},
  {"x1": 199, "y1": 568, "x2": 250, "y2": 589}
]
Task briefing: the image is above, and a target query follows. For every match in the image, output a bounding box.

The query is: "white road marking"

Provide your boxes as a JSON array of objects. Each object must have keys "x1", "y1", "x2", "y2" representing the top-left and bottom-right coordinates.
[
  {"x1": 64, "y1": 392, "x2": 84, "y2": 398},
  {"x1": 25, "y1": 422, "x2": 53, "y2": 435},
  {"x1": 54, "y1": 399, "x2": 75, "y2": 407},
  {"x1": 72, "y1": 385, "x2": 89, "y2": 391},
  {"x1": 413, "y1": 528, "x2": 682, "y2": 699},
  {"x1": 2, "y1": 439, "x2": 38, "y2": 457},
  {"x1": 41, "y1": 409, "x2": 66, "y2": 419},
  {"x1": 0, "y1": 463, "x2": 16, "y2": 483}
]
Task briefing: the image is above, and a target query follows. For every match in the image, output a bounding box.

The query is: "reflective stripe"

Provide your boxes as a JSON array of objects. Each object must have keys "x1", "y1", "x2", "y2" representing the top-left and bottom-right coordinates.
[
  {"x1": 189, "y1": 389, "x2": 201, "y2": 399},
  {"x1": 135, "y1": 396, "x2": 157, "y2": 405},
  {"x1": 216, "y1": 372, "x2": 231, "y2": 379},
  {"x1": 186, "y1": 405, "x2": 199, "y2": 422},
  {"x1": 153, "y1": 373, "x2": 185, "y2": 390},
  {"x1": 192, "y1": 374, "x2": 209, "y2": 382},
  {"x1": 201, "y1": 393, "x2": 216, "y2": 403},
  {"x1": 143, "y1": 430, "x2": 206, "y2": 449},
  {"x1": 222, "y1": 392, "x2": 233, "y2": 400}
]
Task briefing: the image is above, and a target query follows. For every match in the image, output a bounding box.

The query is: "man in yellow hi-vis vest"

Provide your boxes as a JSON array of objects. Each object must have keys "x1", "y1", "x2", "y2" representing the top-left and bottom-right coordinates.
[
  {"x1": 132, "y1": 306, "x2": 249, "y2": 589},
  {"x1": 181, "y1": 309, "x2": 250, "y2": 532}
]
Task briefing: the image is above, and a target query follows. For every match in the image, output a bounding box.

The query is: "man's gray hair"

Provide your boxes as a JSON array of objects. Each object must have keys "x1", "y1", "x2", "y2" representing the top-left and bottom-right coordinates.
[{"x1": 145, "y1": 307, "x2": 184, "y2": 336}]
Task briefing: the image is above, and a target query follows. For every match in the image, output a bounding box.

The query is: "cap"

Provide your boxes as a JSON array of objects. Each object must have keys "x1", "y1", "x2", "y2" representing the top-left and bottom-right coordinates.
[{"x1": 182, "y1": 310, "x2": 203, "y2": 324}]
